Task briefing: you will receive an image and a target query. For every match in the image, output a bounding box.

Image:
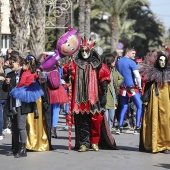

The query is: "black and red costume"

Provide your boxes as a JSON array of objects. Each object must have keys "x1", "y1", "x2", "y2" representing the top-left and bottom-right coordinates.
[{"x1": 64, "y1": 48, "x2": 117, "y2": 150}]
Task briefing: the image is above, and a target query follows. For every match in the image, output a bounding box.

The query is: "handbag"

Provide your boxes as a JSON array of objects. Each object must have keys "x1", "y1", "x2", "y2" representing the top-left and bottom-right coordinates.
[{"x1": 47, "y1": 70, "x2": 60, "y2": 89}]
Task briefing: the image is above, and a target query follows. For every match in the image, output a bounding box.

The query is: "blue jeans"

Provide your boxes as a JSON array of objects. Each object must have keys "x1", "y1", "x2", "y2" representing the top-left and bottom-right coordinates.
[
  {"x1": 64, "y1": 87, "x2": 69, "y2": 114},
  {"x1": 65, "y1": 103, "x2": 69, "y2": 114},
  {"x1": 0, "y1": 99, "x2": 7, "y2": 135},
  {"x1": 105, "y1": 89, "x2": 116, "y2": 131},
  {"x1": 51, "y1": 104, "x2": 60, "y2": 127},
  {"x1": 105, "y1": 108, "x2": 115, "y2": 131}
]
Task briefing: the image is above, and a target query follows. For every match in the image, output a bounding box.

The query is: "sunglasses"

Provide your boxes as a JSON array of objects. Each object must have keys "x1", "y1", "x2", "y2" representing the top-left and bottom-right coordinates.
[
  {"x1": 9, "y1": 61, "x2": 16, "y2": 65},
  {"x1": 81, "y1": 48, "x2": 90, "y2": 54}
]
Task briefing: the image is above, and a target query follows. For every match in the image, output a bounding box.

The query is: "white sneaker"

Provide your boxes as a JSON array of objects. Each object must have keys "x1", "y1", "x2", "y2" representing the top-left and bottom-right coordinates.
[
  {"x1": 115, "y1": 128, "x2": 120, "y2": 135},
  {"x1": 115, "y1": 127, "x2": 123, "y2": 135},
  {"x1": 0, "y1": 135, "x2": 4, "y2": 140},
  {"x1": 2, "y1": 128, "x2": 11, "y2": 134},
  {"x1": 134, "y1": 127, "x2": 140, "y2": 135}
]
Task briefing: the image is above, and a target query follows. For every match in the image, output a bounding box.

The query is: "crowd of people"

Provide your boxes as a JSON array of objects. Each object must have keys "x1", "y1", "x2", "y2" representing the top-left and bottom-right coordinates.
[{"x1": 0, "y1": 38, "x2": 170, "y2": 158}]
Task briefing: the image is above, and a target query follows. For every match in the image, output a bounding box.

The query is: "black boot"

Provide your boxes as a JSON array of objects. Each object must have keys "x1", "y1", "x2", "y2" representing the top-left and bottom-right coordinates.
[
  {"x1": 6, "y1": 144, "x2": 20, "y2": 156},
  {"x1": 15, "y1": 143, "x2": 27, "y2": 158},
  {"x1": 6, "y1": 149, "x2": 18, "y2": 156},
  {"x1": 34, "y1": 109, "x2": 39, "y2": 119}
]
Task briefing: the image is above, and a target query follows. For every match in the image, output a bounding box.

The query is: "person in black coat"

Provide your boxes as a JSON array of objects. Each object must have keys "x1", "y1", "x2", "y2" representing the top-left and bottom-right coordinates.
[
  {"x1": 0, "y1": 56, "x2": 8, "y2": 140},
  {"x1": 3, "y1": 51, "x2": 35, "y2": 158}
]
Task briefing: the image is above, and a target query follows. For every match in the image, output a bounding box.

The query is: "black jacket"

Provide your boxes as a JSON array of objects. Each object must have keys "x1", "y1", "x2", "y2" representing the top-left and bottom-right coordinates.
[
  {"x1": 0, "y1": 73, "x2": 8, "y2": 100},
  {"x1": 3, "y1": 69, "x2": 34, "y2": 114}
]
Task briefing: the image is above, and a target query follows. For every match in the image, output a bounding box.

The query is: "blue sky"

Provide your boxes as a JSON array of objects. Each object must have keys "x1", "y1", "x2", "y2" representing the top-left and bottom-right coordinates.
[{"x1": 149, "y1": 0, "x2": 170, "y2": 30}]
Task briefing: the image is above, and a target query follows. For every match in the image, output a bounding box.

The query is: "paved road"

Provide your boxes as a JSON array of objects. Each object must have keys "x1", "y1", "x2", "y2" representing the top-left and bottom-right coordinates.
[{"x1": 0, "y1": 114, "x2": 170, "y2": 170}]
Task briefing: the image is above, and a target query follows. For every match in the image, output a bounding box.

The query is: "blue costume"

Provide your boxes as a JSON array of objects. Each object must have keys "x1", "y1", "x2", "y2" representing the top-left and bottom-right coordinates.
[
  {"x1": 10, "y1": 81, "x2": 44, "y2": 103},
  {"x1": 9, "y1": 70, "x2": 44, "y2": 103},
  {"x1": 116, "y1": 57, "x2": 142, "y2": 130}
]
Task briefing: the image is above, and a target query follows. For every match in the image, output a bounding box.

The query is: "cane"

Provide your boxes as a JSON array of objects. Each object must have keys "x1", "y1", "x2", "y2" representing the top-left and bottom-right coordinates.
[{"x1": 68, "y1": 56, "x2": 73, "y2": 150}]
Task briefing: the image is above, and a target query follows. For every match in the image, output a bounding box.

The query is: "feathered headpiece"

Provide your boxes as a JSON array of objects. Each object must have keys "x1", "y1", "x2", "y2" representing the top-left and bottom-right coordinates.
[
  {"x1": 80, "y1": 36, "x2": 96, "y2": 50},
  {"x1": 139, "y1": 50, "x2": 170, "y2": 86}
]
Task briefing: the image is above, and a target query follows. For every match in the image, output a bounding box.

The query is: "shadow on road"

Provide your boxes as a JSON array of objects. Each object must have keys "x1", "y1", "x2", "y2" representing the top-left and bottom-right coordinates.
[
  {"x1": 0, "y1": 143, "x2": 11, "y2": 155},
  {"x1": 154, "y1": 163, "x2": 170, "y2": 169},
  {"x1": 117, "y1": 145, "x2": 139, "y2": 152}
]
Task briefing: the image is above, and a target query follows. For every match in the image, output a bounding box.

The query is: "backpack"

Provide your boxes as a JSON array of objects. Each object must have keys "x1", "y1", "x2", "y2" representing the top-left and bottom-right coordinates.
[{"x1": 47, "y1": 70, "x2": 60, "y2": 89}]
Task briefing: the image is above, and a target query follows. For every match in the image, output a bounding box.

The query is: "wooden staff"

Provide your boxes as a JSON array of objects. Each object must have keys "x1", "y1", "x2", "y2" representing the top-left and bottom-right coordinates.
[{"x1": 68, "y1": 56, "x2": 73, "y2": 150}]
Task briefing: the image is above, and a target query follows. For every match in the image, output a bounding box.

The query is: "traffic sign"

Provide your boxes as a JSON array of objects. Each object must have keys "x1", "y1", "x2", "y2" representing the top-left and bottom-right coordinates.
[{"x1": 117, "y1": 42, "x2": 124, "y2": 49}]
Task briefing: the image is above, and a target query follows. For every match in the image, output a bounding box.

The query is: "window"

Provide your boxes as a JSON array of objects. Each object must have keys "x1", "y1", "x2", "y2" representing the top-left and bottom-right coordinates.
[{"x1": 2, "y1": 34, "x2": 11, "y2": 49}]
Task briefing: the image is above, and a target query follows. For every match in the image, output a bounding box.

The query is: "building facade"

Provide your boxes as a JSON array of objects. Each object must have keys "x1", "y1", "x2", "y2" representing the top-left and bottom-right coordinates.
[{"x1": 1, "y1": 0, "x2": 11, "y2": 55}]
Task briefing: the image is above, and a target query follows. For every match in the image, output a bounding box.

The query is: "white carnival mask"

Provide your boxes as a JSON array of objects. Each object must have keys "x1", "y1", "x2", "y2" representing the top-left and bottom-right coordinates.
[
  {"x1": 81, "y1": 47, "x2": 90, "y2": 59},
  {"x1": 159, "y1": 56, "x2": 166, "y2": 68},
  {"x1": 80, "y1": 36, "x2": 96, "y2": 59}
]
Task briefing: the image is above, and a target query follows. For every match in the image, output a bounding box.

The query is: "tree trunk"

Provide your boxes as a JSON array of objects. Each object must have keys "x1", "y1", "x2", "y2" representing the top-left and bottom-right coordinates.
[
  {"x1": 29, "y1": 0, "x2": 45, "y2": 58},
  {"x1": 85, "y1": 0, "x2": 91, "y2": 39},
  {"x1": 9, "y1": 0, "x2": 30, "y2": 58},
  {"x1": 111, "y1": 15, "x2": 119, "y2": 52},
  {"x1": 78, "y1": 0, "x2": 85, "y2": 37}
]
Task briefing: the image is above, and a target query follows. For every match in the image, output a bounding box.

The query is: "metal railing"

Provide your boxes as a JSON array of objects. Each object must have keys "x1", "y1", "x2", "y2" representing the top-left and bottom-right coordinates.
[{"x1": 45, "y1": 0, "x2": 72, "y2": 28}]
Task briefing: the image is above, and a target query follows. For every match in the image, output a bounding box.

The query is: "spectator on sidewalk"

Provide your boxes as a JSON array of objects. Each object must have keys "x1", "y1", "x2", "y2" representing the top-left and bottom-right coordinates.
[
  {"x1": 102, "y1": 53, "x2": 123, "y2": 132},
  {"x1": 3, "y1": 51, "x2": 36, "y2": 158},
  {"x1": 116, "y1": 47, "x2": 142, "y2": 135},
  {"x1": 0, "y1": 56, "x2": 8, "y2": 140},
  {"x1": 47, "y1": 63, "x2": 69, "y2": 138},
  {"x1": 2, "y1": 58, "x2": 12, "y2": 135}
]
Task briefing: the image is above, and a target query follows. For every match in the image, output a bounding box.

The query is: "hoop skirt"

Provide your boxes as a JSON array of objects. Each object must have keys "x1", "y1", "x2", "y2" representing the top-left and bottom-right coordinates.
[
  {"x1": 10, "y1": 81, "x2": 44, "y2": 103},
  {"x1": 48, "y1": 85, "x2": 69, "y2": 104},
  {"x1": 26, "y1": 98, "x2": 50, "y2": 151}
]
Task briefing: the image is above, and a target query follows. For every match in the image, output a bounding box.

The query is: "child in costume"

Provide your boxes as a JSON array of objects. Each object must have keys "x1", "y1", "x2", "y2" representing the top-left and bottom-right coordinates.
[
  {"x1": 47, "y1": 63, "x2": 69, "y2": 138},
  {"x1": 10, "y1": 55, "x2": 44, "y2": 119}
]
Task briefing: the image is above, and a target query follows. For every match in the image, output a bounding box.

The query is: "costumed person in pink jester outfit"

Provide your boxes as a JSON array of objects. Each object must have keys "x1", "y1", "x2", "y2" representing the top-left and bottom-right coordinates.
[{"x1": 40, "y1": 27, "x2": 81, "y2": 71}]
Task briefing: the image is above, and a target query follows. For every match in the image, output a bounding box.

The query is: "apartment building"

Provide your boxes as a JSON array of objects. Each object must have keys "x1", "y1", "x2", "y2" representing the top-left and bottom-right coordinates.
[{"x1": 1, "y1": 0, "x2": 10, "y2": 55}]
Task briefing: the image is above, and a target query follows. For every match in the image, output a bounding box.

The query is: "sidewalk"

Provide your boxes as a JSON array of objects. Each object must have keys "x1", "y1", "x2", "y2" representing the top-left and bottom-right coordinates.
[{"x1": 0, "y1": 113, "x2": 170, "y2": 170}]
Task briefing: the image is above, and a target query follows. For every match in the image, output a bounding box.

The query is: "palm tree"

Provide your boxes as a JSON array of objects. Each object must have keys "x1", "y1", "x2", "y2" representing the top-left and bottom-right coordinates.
[
  {"x1": 77, "y1": 0, "x2": 95, "y2": 38},
  {"x1": 78, "y1": 0, "x2": 85, "y2": 37},
  {"x1": 84, "y1": 0, "x2": 93, "y2": 39},
  {"x1": 90, "y1": 12, "x2": 146, "y2": 53},
  {"x1": 92, "y1": 0, "x2": 149, "y2": 52},
  {"x1": 9, "y1": 0, "x2": 30, "y2": 57},
  {"x1": 29, "y1": 0, "x2": 46, "y2": 57},
  {"x1": 119, "y1": 17, "x2": 146, "y2": 42},
  {"x1": 128, "y1": 7, "x2": 164, "y2": 57}
]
